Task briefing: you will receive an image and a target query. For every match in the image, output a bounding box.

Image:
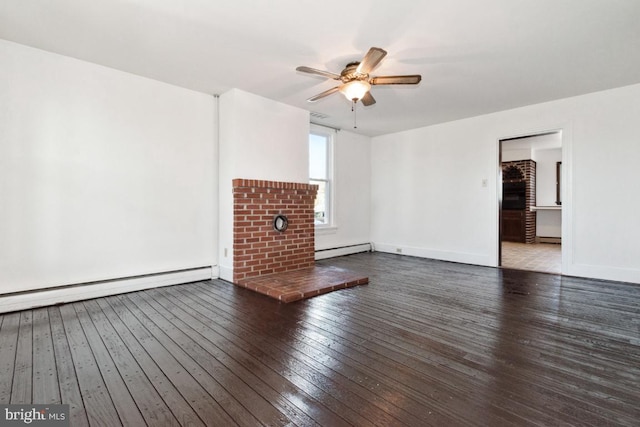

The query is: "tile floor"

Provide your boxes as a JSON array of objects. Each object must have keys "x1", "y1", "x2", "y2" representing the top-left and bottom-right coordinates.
[
  {"x1": 501, "y1": 241, "x2": 562, "y2": 274},
  {"x1": 236, "y1": 265, "x2": 369, "y2": 303}
]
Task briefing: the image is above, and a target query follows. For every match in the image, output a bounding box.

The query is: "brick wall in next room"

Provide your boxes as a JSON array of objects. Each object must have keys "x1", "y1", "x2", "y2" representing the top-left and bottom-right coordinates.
[
  {"x1": 502, "y1": 159, "x2": 537, "y2": 243},
  {"x1": 232, "y1": 179, "x2": 318, "y2": 283}
]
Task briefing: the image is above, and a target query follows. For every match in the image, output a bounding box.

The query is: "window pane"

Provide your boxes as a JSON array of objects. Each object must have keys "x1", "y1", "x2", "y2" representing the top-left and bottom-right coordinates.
[
  {"x1": 310, "y1": 179, "x2": 328, "y2": 225},
  {"x1": 309, "y1": 134, "x2": 327, "y2": 179}
]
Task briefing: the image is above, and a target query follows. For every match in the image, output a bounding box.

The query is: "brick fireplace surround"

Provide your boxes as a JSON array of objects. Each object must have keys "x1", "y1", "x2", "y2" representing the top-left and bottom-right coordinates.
[{"x1": 232, "y1": 178, "x2": 368, "y2": 302}]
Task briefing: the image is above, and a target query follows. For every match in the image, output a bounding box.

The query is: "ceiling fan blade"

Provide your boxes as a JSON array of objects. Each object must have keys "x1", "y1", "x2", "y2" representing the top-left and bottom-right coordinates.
[
  {"x1": 307, "y1": 86, "x2": 340, "y2": 102},
  {"x1": 296, "y1": 66, "x2": 341, "y2": 80},
  {"x1": 361, "y1": 92, "x2": 376, "y2": 106},
  {"x1": 356, "y1": 47, "x2": 387, "y2": 74},
  {"x1": 370, "y1": 75, "x2": 422, "y2": 85}
]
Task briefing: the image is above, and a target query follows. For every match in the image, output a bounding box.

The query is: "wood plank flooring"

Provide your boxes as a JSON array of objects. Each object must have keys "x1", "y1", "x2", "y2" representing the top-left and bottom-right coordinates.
[{"x1": 1, "y1": 252, "x2": 638, "y2": 426}]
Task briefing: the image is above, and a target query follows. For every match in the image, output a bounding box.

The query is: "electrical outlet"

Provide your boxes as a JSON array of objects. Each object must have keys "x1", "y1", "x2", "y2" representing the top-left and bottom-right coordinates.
[
  {"x1": 482, "y1": 178, "x2": 488, "y2": 187},
  {"x1": 396, "y1": 248, "x2": 403, "y2": 253},
  {"x1": 224, "y1": 248, "x2": 228, "y2": 257}
]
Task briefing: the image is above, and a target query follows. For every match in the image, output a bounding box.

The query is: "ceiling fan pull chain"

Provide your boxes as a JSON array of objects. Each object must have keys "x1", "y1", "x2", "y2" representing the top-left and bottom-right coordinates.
[{"x1": 353, "y1": 99, "x2": 357, "y2": 129}]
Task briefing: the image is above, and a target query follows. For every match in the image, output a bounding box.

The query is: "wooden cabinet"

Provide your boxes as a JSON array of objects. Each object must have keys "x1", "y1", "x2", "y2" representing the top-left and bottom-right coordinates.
[{"x1": 502, "y1": 210, "x2": 526, "y2": 242}]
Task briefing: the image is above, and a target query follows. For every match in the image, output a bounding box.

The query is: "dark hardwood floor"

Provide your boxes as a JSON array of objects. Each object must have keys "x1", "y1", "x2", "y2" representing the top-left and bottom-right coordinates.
[{"x1": 1, "y1": 252, "x2": 638, "y2": 426}]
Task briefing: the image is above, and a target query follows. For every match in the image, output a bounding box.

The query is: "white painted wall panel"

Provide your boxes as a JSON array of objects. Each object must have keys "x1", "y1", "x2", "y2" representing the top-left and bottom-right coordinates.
[
  {"x1": 315, "y1": 129, "x2": 371, "y2": 253},
  {"x1": 534, "y1": 148, "x2": 562, "y2": 238},
  {"x1": 372, "y1": 83, "x2": 640, "y2": 283},
  {"x1": 0, "y1": 40, "x2": 216, "y2": 293}
]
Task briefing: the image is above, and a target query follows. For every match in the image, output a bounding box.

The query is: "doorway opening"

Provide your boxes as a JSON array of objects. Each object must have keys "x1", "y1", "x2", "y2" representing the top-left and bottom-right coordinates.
[{"x1": 499, "y1": 131, "x2": 562, "y2": 274}]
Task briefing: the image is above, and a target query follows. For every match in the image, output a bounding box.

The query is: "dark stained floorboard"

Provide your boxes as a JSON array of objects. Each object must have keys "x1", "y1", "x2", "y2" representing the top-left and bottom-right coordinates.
[
  {"x1": 72, "y1": 302, "x2": 147, "y2": 426},
  {"x1": 94, "y1": 299, "x2": 204, "y2": 426},
  {"x1": 188, "y1": 279, "x2": 536, "y2": 426},
  {"x1": 121, "y1": 292, "x2": 268, "y2": 427},
  {"x1": 58, "y1": 304, "x2": 122, "y2": 426},
  {"x1": 151, "y1": 286, "x2": 341, "y2": 427},
  {"x1": 162, "y1": 285, "x2": 374, "y2": 426},
  {"x1": 167, "y1": 285, "x2": 416, "y2": 427},
  {"x1": 305, "y1": 290, "x2": 614, "y2": 425},
  {"x1": 32, "y1": 308, "x2": 60, "y2": 404},
  {"x1": 81, "y1": 300, "x2": 180, "y2": 427},
  {"x1": 133, "y1": 289, "x2": 320, "y2": 427},
  {"x1": 1, "y1": 252, "x2": 639, "y2": 426},
  {"x1": 104, "y1": 295, "x2": 236, "y2": 425},
  {"x1": 0, "y1": 312, "x2": 19, "y2": 405},
  {"x1": 232, "y1": 292, "x2": 548, "y2": 425},
  {"x1": 11, "y1": 311, "x2": 32, "y2": 404},
  {"x1": 48, "y1": 307, "x2": 90, "y2": 426}
]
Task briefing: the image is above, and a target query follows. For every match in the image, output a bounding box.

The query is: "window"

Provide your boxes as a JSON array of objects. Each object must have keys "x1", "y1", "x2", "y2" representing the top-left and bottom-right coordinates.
[{"x1": 309, "y1": 127, "x2": 333, "y2": 226}]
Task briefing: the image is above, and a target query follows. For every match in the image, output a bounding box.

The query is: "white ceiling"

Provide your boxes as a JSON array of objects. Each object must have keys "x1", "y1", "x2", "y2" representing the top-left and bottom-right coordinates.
[
  {"x1": 502, "y1": 132, "x2": 562, "y2": 151},
  {"x1": 2, "y1": 0, "x2": 640, "y2": 136}
]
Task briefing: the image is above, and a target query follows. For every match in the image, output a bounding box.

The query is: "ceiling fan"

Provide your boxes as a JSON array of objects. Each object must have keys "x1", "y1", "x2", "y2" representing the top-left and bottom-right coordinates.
[{"x1": 296, "y1": 47, "x2": 421, "y2": 106}]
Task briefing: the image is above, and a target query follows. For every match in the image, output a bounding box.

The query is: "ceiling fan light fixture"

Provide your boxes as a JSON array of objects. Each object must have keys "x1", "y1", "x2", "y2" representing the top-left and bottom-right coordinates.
[
  {"x1": 339, "y1": 80, "x2": 371, "y2": 101},
  {"x1": 298, "y1": 47, "x2": 420, "y2": 106}
]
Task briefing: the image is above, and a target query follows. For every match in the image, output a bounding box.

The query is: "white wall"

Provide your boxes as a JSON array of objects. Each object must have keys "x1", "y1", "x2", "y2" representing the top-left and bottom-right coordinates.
[
  {"x1": 533, "y1": 148, "x2": 561, "y2": 205},
  {"x1": 315, "y1": 128, "x2": 371, "y2": 254},
  {"x1": 218, "y1": 89, "x2": 309, "y2": 281},
  {"x1": 502, "y1": 148, "x2": 532, "y2": 162},
  {"x1": 371, "y1": 119, "x2": 496, "y2": 266},
  {"x1": 0, "y1": 40, "x2": 216, "y2": 294},
  {"x1": 372, "y1": 83, "x2": 640, "y2": 284},
  {"x1": 534, "y1": 148, "x2": 562, "y2": 237}
]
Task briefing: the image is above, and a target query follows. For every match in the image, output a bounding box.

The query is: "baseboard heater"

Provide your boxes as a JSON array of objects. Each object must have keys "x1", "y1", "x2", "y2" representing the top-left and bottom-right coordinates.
[
  {"x1": 315, "y1": 243, "x2": 372, "y2": 260},
  {"x1": 0, "y1": 266, "x2": 213, "y2": 314}
]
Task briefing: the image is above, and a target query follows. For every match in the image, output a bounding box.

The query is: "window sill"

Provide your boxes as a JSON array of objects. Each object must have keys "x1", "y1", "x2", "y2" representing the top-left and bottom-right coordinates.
[{"x1": 315, "y1": 226, "x2": 338, "y2": 235}]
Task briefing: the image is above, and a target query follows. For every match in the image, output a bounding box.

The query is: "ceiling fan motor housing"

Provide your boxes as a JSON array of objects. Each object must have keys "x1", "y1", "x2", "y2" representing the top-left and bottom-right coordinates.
[{"x1": 340, "y1": 62, "x2": 368, "y2": 83}]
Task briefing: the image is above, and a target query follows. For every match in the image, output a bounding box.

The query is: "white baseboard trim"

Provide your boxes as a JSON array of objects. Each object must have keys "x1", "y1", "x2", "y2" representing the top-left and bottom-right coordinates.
[
  {"x1": 0, "y1": 267, "x2": 213, "y2": 314},
  {"x1": 315, "y1": 243, "x2": 372, "y2": 260},
  {"x1": 567, "y1": 263, "x2": 640, "y2": 285},
  {"x1": 218, "y1": 265, "x2": 234, "y2": 282},
  {"x1": 374, "y1": 243, "x2": 493, "y2": 267}
]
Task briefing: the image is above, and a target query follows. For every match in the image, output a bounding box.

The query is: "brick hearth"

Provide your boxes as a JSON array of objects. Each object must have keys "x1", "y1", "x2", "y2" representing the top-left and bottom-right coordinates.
[{"x1": 237, "y1": 265, "x2": 369, "y2": 303}]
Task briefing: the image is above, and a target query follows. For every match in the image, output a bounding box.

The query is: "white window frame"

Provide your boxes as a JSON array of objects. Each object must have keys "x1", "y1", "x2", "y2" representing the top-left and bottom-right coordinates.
[{"x1": 309, "y1": 124, "x2": 335, "y2": 229}]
